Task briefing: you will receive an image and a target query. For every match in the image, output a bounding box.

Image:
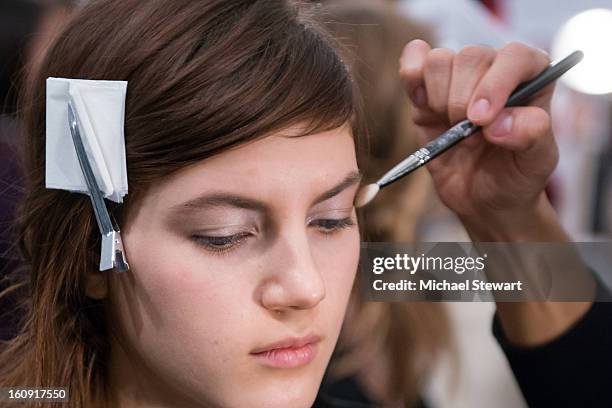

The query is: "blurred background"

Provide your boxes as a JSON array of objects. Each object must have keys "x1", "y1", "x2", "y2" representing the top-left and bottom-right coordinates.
[
  {"x1": 1, "y1": 0, "x2": 611, "y2": 407},
  {"x1": 394, "y1": 1, "x2": 612, "y2": 407},
  {"x1": 375, "y1": 1, "x2": 612, "y2": 408}
]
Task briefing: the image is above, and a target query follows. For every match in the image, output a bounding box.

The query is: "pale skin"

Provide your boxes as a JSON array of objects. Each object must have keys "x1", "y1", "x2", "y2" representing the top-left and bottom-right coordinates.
[
  {"x1": 89, "y1": 126, "x2": 362, "y2": 408},
  {"x1": 399, "y1": 39, "x2": 592, "y2": 346}
]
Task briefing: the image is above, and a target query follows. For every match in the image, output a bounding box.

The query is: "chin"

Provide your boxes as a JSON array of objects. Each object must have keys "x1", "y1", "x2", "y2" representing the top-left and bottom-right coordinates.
[
  {"x1": 230, "y1": 370, "x2": 323, "y2": 408},
  {"x1": 256, "y1": 392, "x2": 318, "y2": 408},
  {"x1": 217, "y1": 388, "x2": 318, "y2": 408}
]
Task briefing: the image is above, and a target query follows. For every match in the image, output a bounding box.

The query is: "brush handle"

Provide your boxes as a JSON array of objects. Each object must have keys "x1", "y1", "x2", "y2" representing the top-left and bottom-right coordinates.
[
  {"x1": 377, "y1": 50, "x2": 583, "y2": 189},
  {"x1": 506, "y1": 50, "x2": 583, "y2": 107},
  {"x1": 378, "y1": 120, "x2": 476, "y2": 187},
  {"x1": 420, "y1": 119, "x2": 477, "y2": 162}
]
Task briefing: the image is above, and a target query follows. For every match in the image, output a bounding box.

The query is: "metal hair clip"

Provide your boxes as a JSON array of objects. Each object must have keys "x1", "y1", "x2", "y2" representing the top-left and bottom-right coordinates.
[{"x1": 67, "y1": 100, "x2": 130, "y2": 272}]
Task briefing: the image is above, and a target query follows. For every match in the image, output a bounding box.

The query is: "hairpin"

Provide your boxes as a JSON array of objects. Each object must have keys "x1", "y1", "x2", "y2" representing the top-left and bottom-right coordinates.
[
  {"x1": 46, "y1": 77, "x2": 129, "y2": 272},
  {"x1": 67, "y1": 99, "x2": 129, "y2": 272}
]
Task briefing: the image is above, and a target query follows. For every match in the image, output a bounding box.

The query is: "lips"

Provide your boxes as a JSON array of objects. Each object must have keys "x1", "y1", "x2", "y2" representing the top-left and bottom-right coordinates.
[{"x1": 250, "y1": 334, "x2": 321, "y2": 368}]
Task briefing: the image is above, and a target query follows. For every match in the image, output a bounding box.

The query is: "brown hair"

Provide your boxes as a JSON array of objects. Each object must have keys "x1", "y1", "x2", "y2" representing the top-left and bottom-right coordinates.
[
  {"x1": 322, "y1": 1, "x2": 454, "y2": 406},
  {"x1": 0, "y1": 1, "x2": 362, "y2": 407}
]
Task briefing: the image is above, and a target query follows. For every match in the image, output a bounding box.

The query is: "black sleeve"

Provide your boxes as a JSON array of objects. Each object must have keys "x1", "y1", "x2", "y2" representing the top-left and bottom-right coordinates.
[{"x1": 493, "y1": 297, "x2": 612, "y2": 408}]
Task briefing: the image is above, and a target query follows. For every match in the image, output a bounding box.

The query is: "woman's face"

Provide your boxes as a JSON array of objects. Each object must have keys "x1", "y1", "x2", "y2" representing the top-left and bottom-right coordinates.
[{"x1": 107, "y1": 124, "x2": 361, "y2": 408}]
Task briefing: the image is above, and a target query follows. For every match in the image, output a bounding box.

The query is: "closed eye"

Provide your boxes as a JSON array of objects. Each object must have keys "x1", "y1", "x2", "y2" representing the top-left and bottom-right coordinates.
[
  {"x1": 310, "y1": 217, "x2": 355, "y2": 234},
  {"x1": 191, "y1": 232, "x2": 252, "y2": 255},
  {"x1": 191, "y1": 217, "x2": 356, "y2": 256}
]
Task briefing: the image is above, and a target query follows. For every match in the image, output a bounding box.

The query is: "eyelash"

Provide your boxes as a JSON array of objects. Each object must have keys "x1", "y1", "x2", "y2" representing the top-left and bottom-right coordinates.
[
  {"x1": 191, "y1": 233, "x2": 251, "y2": 255},
  {"x1": 310, "y1": 217, "x2": 355, "y2": 234},
  {"x1": 191, "y1": 217, "x2": 355, "y2": 255}
]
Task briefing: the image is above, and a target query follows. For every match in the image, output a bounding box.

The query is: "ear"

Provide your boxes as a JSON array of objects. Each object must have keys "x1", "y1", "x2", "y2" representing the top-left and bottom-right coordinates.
[{"x1": 85, "y1": 270, "x2": 109, "y2": 299}]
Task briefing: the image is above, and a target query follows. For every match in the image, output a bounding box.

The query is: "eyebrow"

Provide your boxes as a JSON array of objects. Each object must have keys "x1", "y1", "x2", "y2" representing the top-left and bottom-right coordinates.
[
  {"x1": 170, "y1": 170, "x2": 362, "y2": 214},
  {"x1": 312, "y1": 170, "x2": 362, "y2": 205}
]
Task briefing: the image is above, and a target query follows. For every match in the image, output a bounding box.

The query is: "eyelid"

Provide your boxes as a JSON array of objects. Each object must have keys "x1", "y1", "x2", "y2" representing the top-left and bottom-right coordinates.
[
  {"x1": 194, "y1": 223, "x2": 248, "y2": 229},
  {"x1": 306, "y1": 206, "x2": 355, "y2": 223},
  {"x1": 193, "y1": 224, "x2": 258, "y2": 236}
]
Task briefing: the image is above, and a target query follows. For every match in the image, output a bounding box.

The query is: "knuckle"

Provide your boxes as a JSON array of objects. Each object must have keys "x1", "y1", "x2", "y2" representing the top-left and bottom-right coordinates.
[
  {"x1": 399, "y1": 66, "x2": 421, "y2": 85},
  {"x1": 535, "y1": 113, "x2": 552, "y2": 137},
  {"x1": 519, "y1": 109, "x2": 551, "y2": 148},
  {"x1": 429, "y1": 100, "x2": 447, "y2": 115},
  {"x1": 400, "y1": 60, "x2": 423, "y2": 78},
  {"x1": 399, "y1": 42, "x2": 431, "y2": 78},
  {"x1": 474, "y1": 81, "x2": 500, "y2": 100},
  {"x1": 412, "y1": 115, "x2": 430, "y2": 128},
  {"x1": 399, "y1": 63, "x2": 421, "y2": 79},
  {"x1": 534, "y1": 47, "x2": 551, "y2": 68},
  {"x1": 424, "y1": 48, "x2": 454, "y2": 73},
  {"x1": 500, "y1": 42, "x2": 529, "y2": 59},
  {"x1": 500, "y1": 42, "x2": 549, "y2": 69},
  {"x1": 526, "y1": 108, "x2": 551, "y2": 135},
  {"x1": 412, "y1": 108, "x2": 438, "y2": 127},
  {"x1": 405, "y1": 38, "x2": 430, "y2": 53},
  {"x1": 456, "y1": 45, "x2": 494, "y2": 67},
  {"x1": 400, "y1": 68, "x2": 426, "y2": 91},
  {"x1": 448, "y1": 98, "x2": 469, "y2": 118}
]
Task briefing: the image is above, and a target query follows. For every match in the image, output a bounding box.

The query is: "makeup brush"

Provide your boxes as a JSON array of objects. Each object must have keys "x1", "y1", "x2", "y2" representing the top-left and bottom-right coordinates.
[{"x1": 354, "y1": 50, "x2": 583, "y2": 208}]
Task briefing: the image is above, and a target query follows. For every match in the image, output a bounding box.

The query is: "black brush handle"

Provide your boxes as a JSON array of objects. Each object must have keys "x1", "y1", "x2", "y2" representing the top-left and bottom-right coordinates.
[{"x1": 506, "y1": 50, "x2": 583, "y2": 107}]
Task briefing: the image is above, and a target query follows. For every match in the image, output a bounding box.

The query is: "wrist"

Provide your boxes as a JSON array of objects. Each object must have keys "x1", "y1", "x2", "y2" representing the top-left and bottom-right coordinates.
[{"x1": 459, "y1": 193, "x2": 569, "y2": 242}]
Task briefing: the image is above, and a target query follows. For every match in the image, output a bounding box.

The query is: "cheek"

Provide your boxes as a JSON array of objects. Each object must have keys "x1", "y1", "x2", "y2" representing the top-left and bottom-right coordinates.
[
  {"x1": 111, "y1": 227, "x2": 259, "y2": 368},
  {"x1": 109, "y1": 227, "x2": 262, "y2": 398},
  {"x1": 314, "y1": 228, "x2": 361, "y2": 311}
]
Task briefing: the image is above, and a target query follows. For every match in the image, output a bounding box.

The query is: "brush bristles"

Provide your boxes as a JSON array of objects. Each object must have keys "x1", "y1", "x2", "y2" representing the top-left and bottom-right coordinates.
[{"x1": 354, "y1": 184, "x2": 380, "y2": 208}]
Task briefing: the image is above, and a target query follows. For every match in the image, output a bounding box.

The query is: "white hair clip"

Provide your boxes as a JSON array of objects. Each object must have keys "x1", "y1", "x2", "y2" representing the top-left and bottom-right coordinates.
[{"x1": 45, "y1": 78, "x2": 129, "y2": 272}]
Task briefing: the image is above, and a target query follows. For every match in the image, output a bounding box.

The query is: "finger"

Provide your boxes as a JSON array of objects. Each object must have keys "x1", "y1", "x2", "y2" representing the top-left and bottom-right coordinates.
[
  {"x1": 467, "y1": 43, "x2": 550, "y2": 126},
  {"x1": 399, "y1": 39, "x2": 432, "y2": 108},
  {"x1": 411, "y1": 106, "x2": 445, "y2": 128},
  {"x1": 482, "y1": 106, "x2": 557, "y2": 177},
  {"x1": 448, "y1": 45, "x2": 496, "y2": 124},
  {"x1": 423, "y1": 48, "x2": 455, "y2": 116}
]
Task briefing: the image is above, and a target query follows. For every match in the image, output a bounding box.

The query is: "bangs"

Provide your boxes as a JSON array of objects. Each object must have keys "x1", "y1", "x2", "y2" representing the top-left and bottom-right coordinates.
[{"x1": 118, "y1": 0, "x2": 361, "y2": 177}]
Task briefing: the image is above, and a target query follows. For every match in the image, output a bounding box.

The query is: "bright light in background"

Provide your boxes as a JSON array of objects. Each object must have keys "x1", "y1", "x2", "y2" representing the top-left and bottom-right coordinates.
[{"x1": 551, "y1": 8, "x2": 612, "y2": 95}]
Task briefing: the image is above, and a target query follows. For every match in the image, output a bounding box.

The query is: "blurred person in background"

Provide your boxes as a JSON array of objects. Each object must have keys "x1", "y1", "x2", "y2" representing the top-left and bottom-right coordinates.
[{"x1": 318, "y1": 2, "x2": 455, "y2": 407}]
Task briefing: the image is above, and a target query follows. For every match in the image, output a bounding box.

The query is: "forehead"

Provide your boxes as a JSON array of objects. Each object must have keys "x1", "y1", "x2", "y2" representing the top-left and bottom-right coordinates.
[{"x1": 148, "y1": 125, "x2": 358, "y2": 207}]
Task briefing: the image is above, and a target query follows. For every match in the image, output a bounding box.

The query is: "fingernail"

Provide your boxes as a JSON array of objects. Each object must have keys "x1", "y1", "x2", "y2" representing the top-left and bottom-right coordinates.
[
  {"x1": 490, "y1": 113, "x2": 513, "y2": 137},
  {"x1": 468, "y1": 98, "x2": 490, "y2": 122},
  {"x1": 414, "y1": 86, "x2": 427, "y2": 107}
]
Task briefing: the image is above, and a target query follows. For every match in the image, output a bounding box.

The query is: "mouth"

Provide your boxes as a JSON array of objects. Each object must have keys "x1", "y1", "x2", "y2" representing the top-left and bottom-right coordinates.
[{"x1": 250, "y1": 334, "x2": 321, "y2": 368}]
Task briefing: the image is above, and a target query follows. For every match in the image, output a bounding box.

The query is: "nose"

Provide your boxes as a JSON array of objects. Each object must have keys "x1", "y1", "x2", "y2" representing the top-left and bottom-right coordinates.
[{"x1": 259, "y1": 232, "x2": 326, "y2": 313}]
